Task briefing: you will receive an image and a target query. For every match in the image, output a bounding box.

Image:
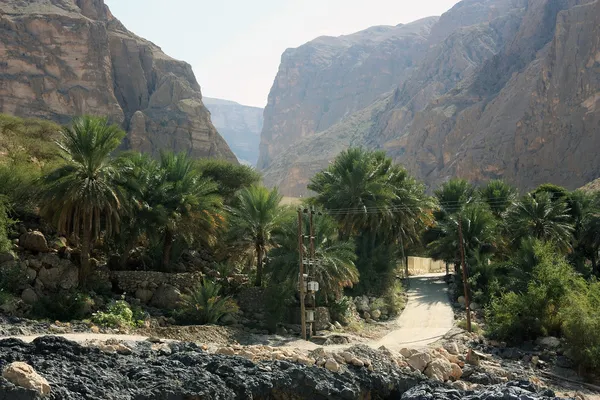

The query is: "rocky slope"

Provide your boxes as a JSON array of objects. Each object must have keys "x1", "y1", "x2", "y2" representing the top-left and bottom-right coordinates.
[
  {"x1": 0, "y1": 0, "x2": 236, "y2": 162},
  {"x1": 257, "y1": 16, "x2": 439, "y2": 170},
  {"x1": 262, "y1": 0, "x2": 600, "y2": 195},
  {"x1": 204, "y1": 98, "x2": 263, "y2": 166}
]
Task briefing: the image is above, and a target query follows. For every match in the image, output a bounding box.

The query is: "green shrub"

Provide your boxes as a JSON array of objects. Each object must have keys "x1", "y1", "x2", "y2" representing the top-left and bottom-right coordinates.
[
  {"x1": 0, "y1": 198, "x2": 13, "y2": 253},
  {"x1": 329, "y1": 296, "x2": 353, "y2": 325},
  {"x1": 486, "y1": 242, "x2": 586, "y2": 343},
  {"x1": 175, "y1": 280, "x2": 239, "y2": 325},
  {"x1": 31, "y1": 291, "x2": 93, "y2": 321},
  {"x1": 0, "y1": 290, "x2": 15, "y2": 306},
  {"x1": 562, "y1": 282, "x2": 600, "y2": 372},
  {"x1": 0, "y1": 262, "x2": 27, "y2": 294},
  {"x1": 92, "y1": 300, "x2": 144, "y2": 329},
  {"x1": 383, "y1": 282, "x2": 406, "y2": 317}
]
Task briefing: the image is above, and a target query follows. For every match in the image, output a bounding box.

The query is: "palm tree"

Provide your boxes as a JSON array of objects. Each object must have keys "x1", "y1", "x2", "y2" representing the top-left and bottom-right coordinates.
[
  {"x1": 479, "y1": 180, "x2": 517, "y2": 218},
  {"x1": 506, "y1": 192, "x2": 574, "y2": 252},
  {"x1": 428, "y1": 203, "x2": 498, "y2": 267},
  {"x1": 39, "y1": 116, "x2": 126, "y2": 286},
  {"x1": 268, "y1": 212, "x2": 358, "y2": 300},
  {"x1": 308, "y1": 148, "x2": 396, "y2": 238},
  {"x1": 569, "y1": 190, "x2": 600, "y2": 275},
  {"x1": 151, "y1": 152, "x2": 223, "y2": 269},
  {"x1": 227, "y1": 185, "x2": 287, "y2": 286}
]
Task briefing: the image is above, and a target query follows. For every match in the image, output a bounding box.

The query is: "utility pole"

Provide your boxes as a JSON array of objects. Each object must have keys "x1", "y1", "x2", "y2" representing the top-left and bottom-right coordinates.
[
  {"x1": 297, "y1": 208, "x2": 307, "y2": 340},
  {"x1": 308, "y1": 206, "x2": 316, "y2": 336},
  {"x1": 458, "y1": 216, "x2": 472, "y2": 333}
]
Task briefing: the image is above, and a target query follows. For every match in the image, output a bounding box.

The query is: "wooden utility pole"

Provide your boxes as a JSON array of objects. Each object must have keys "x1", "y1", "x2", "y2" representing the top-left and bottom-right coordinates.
[
  {"x1": 458, "y1": 216, "x2": 472, "y2": 332},
  {"x1": 297, "y1": 208, "x2": 307, "y2": 340},
  {"x1": 308, "y1": 206, "x2": 316, "y2": 336}
]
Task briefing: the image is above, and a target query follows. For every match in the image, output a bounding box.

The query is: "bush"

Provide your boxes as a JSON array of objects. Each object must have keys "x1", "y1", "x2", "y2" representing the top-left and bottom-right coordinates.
[
  {"x1": 0, "y1": 198, "x2": 13, "y2": 253},
  {"x1": 31, "y1": 291, "x2": 93, "y2": 321},
  {"x1": 92, "y1": 299, "x2": 144, "y2": 329},
  {"x1": 383, "y1": 282, "x2": 406, "y2": 317},
  {"x1": 175, "y1": 280, "x2": 239, "y2": 325},
  {"x1": 562, "y1": 282, "x2": 600, "y2": 372},
  {"x1": 486, "y1": 242, "x2": 586, "y2": 343},
  {"x1": 329, "y1": 296, "x2": 353, "y2": 325}
]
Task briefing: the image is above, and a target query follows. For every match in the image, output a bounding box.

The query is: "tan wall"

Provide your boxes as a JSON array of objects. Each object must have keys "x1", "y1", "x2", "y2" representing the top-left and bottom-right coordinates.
[{"x1": 407, "y1": 256, "x2": 446, "y2": 275}]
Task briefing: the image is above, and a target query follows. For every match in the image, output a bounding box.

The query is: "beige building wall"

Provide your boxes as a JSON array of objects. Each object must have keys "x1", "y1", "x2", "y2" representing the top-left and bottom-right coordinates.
[{"x1": 407, "y1": 256, "x2": 446, "y2": 275}]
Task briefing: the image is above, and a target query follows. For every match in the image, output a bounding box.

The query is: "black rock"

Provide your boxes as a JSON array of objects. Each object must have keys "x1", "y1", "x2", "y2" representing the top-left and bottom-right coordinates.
[{"x1": 0, "y1": 337, "x2": 573, "y2": 400}]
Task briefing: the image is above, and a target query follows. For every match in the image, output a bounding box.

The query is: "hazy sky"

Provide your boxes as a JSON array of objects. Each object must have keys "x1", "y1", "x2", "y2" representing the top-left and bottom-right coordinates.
[{"x1": 105, "y1": 0, "x2": 459, "y2": 107}]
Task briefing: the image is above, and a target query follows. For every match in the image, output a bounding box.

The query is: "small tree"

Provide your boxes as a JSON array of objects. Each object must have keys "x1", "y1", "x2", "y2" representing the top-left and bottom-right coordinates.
[{"x1": 227, "y1": 185, "x2": 286, "y2": 286}]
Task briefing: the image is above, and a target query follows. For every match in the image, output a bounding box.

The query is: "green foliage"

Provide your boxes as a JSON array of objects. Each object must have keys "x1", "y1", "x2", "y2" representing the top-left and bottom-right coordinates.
[
  {"x1": 329, "y1": 296, "x2": 353, "y2": 325},
  {"x1": 506, "y1": 192, "x2": 574, "y2": 252},
  {"x1": 117, "y1": 151, "x2": 224, "y2": 270},
  {"x1": 32, "y1": 291, "x2": 94, "y2": 321},
  {"x1": 479, "y1": 180, "x2": 517, "y2": 218},
  {"x1": 383, "y1": 282, "x2": 406, "y2": 317},
  {"x1": 486, "y1": 242, "x2": 586, "y2": 343},
  {"x1": 434, "y1": 178, "x2": 476, "y2": 216},
  {"x1": 0, "y1": 114, "x2": 62, "y2": 166},
  {"x1": 195, "y1": 159, "x2": 260, "y2": 199},
  {"x1": 175, "y1": 280, "x2": 239, "y2": 325},
  {"x1": 92, "y1": 300, "x2": 144, "y2": 329},
  {"x1": 309, "y1": 148, "x2": 434, "y2": 243},
  {"x1": 532, "y1": 184, "x2": 569, "y2": 202},
  {"x1": 561, "y1": 282, "x2": 600, "y2": 372},
  {"x1": 352, "y1": 237, "x2": 398, "y2": 296},
  {"x1": 268, "y1": 212, "x2": 358, "y2": 299},
  {"x1": 0, "y1": 198, "x2": 13, "y2": 253},
  {"x1": 38, "y1": 116, "x2": 127, "y2": 286},
  {"x1": 227, "y1": 185, "x2": 287, "y2": 286}
]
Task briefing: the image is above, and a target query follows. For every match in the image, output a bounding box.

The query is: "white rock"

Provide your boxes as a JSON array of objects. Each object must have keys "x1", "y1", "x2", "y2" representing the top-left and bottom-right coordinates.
[
  {"x1": 350, "y1": 358, "x2": 364, "y2": 367},
  {"x1": 452, "y1": 380, "x2": 470, "y2": 391},
  {"x1": 457, "y1": 296, "x2": 466, "y2": 306},
  {"x1": 371, "y1": 309, "x2": 382, "y2": 319},
  {"x1": 470, "y1": 302, "x2": 481, "y2": 311},
  {"x1": 2, "y1": 362, "x2": 50, "y2": 396},
  {"x1": 216, "y1": 347, "x2": 236, "y2": 356},
  {"x1": 400, "y1": 347, "x2": 418, "y2": 358},
  {"x1": 408, "y1": 352, "x2": 432, "y2": 372},
  {"x1": 21, "y1": 288, "x2": 38, "y2": 305},
  {"x1": 424, "y1": 358, "x2": 453, "y2": 382},
  {"x1": 450, "y1": 363, "x2": 463, "y2": 380},
  {"x1": 536, "y1": 336, "x2": 561, "y2": 348},
  {"x1": 443, "y1": 341, "x2": 460, "y2": 355},
  {"x1": 324, "y1": 358, "x2": 340, "y2": 372},
  {"x1": 341, "y1": 352, "x2": 354, "y2": 363}
]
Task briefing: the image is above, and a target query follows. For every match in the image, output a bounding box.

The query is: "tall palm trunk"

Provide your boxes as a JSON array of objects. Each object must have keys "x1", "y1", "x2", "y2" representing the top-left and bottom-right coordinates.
[
  {"x1": 162, "y1": 229, "x2": 174, "y2": 270},
  {"x1": 79, "y1": 215, "x2": 92, "y2": 288},
  {"x1": 255, "y1": 243, "x2": 263, "y2": 287}
]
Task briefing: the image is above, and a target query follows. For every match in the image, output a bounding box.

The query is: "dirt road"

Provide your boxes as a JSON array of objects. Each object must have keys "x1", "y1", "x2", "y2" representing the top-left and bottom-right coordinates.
[{"x1": 4, "y1": 274, "x2": 454, "y2": 350}]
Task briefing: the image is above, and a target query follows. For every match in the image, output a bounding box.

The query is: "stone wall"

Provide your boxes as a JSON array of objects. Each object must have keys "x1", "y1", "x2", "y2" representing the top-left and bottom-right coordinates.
[
  {"x1": 110, "y1": 271, "x2": 203, "y2": 294},
  {"x1": 407, "y1": 257, "x2": 445, "y2": 275}
]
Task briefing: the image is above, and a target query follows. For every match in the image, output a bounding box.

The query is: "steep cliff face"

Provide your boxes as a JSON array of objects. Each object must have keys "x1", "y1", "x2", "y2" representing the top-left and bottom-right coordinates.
[
  {"x1": 203, "y1": 98, "x2": 263, "y2": 166},
  {"x1": 0, "y1": 0, "x2": 237, "y2": 162},
  {"x1": 263, "y1": 0, "x2": 600, "y2": 195},
  {"x1": 257, "y1": 17, "x2": 439, "y2": 170},
  {"x1": 399, "y1": 0, "x2": 600, "y2": 191},
  {"x1": 262, "y1": 0, "x2": 527, "y2": 194}
]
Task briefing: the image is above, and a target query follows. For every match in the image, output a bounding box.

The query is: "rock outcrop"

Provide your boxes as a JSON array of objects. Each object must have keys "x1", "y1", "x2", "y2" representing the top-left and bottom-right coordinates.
[
  {"x1": 261, "y1": 0, "x2": 600, "y2": 195},
  {"x1": 203, "y1": 98, "x2": 263, "y2": 165},
  {"x1": 0, "y1": 0, "x2": 236, "y2": 162},
  {"x1": 257, "y1": 16, "x2": 439, "y2": 170}
]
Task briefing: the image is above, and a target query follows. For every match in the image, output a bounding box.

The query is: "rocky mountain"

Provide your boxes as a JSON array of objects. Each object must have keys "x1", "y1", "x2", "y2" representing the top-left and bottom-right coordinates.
[
  {"x1": 261, "y1": 0, "x2": 600, "y2": 196},
  {"x1": 257, "y1": 16, "x2": 439, "y2": 170},
  {"x1": 203, "y1": 98, "x2": 263, "y2": 166},
  {"x1": 0, "y1": 0, "x2": 237, "y2": 163}
]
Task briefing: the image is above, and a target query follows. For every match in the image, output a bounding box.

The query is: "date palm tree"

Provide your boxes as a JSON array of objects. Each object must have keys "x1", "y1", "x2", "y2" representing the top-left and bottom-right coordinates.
[
  {"x1": 506, "y1": 192, "x2": 574, "y2": 252},
  {"x1": 39, "y1": 116, "x2": 126, "y2": 286},
  {"x1": 227, "y1": 185, "x2": 287, "y2": 286},
  {"x1": 268, "y1": 212, "x2": 358, "y2": 300}
]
